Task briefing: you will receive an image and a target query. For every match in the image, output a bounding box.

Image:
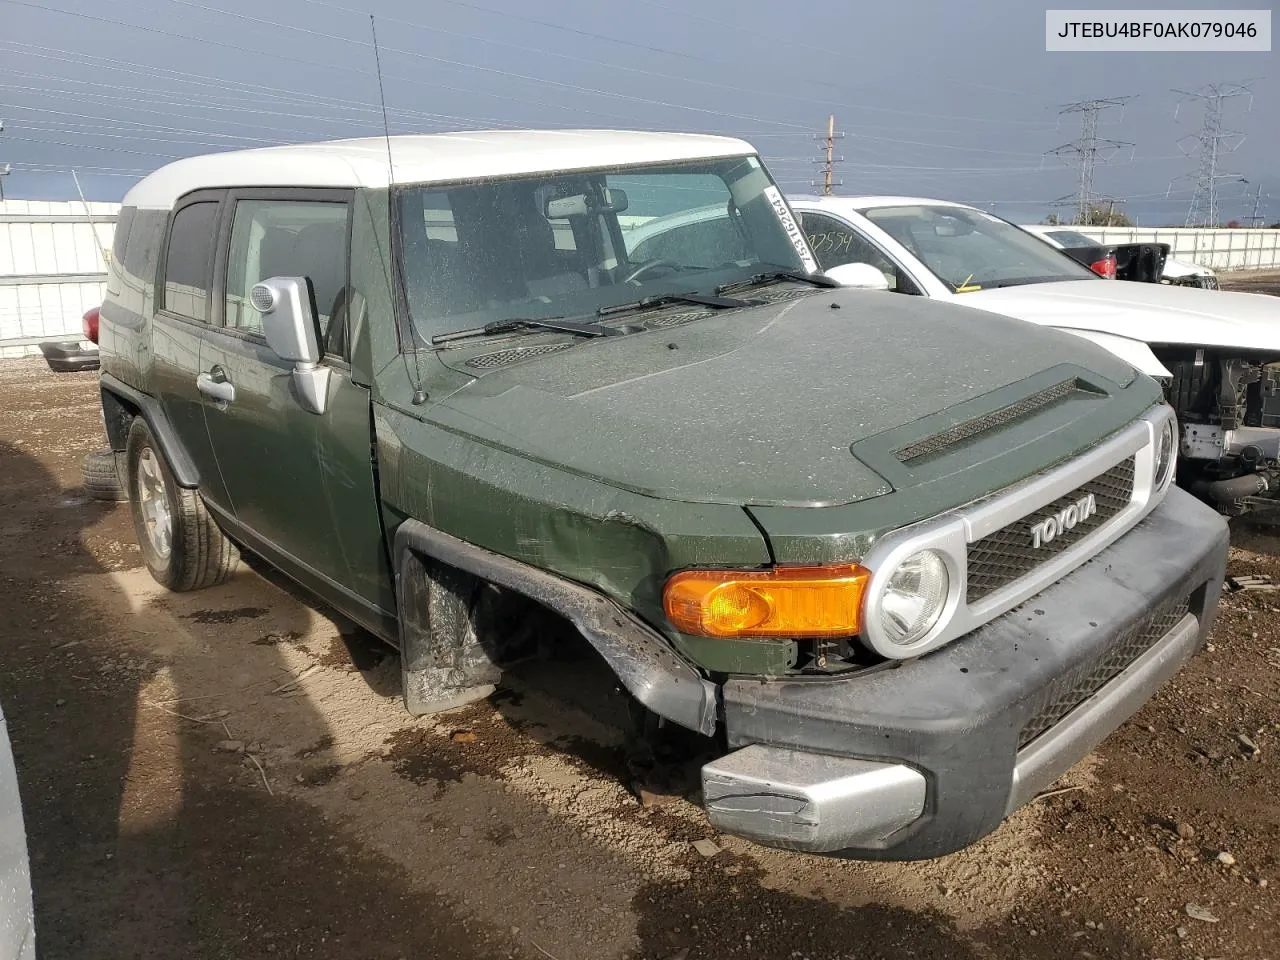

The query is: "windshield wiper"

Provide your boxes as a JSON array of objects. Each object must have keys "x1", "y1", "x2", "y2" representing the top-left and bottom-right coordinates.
[
  {"x1": 595, "y1": 291, "x2": 756, "y2": 319},
  {"x1": 716, "y1": 269, "x2": 840, "y2": 296},
  {"x1": 430, "y1": 316, "x2": 621, "y2": 346}
]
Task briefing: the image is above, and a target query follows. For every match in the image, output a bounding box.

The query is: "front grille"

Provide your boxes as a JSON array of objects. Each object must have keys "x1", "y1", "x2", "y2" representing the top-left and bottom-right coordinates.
[
  {"x1": 966, "y1": 456, "x2": 1136, "y2": 603},
  {"x1": 466, "y1": 342, "x2": 573, "y2": 369},
  {"x1": 1018, "y1": 595, "x2": 1191, "y2": 748},
  {"x1": 895, "y1": 379, "x2": 1088, "y2": 465}
]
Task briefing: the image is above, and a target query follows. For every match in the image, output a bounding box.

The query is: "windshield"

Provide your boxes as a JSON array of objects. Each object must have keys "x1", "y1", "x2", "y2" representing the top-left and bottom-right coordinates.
[
  {"x1": 395, "y1": 156, "x2": 812, "y2": 342},
  {"x1": 856, "y1": 204, "x2": 1097, "y2": 292}
]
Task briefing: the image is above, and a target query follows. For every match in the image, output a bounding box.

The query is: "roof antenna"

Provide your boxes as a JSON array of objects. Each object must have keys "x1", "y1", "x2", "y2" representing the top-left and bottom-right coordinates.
[
  {"x1": 371, "y1": 15, "x2": 429, "y2": 406},
  {"x1": 369, "y1": 15, "x2": 396, "y2": 183}
]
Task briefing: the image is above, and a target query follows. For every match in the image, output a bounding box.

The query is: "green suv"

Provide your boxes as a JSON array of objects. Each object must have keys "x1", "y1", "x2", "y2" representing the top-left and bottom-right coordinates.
[{"x1": 93, "y1": 131, "x2": 1228, "y2": 860}]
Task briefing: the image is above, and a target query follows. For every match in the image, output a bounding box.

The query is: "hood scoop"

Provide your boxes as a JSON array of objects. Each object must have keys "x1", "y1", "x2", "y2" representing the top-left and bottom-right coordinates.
[{"x1": 894, "y1": 378, "x2": 1100, "y2": 465}]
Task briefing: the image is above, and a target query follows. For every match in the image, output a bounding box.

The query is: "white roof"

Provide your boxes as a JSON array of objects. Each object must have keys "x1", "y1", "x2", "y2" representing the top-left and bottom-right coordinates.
[
  {"x1": 122, "y1": 129, "x2": 757, "y2": 210},
  {"x1": 788, "y1": 194, "x2": 974, "y2": 212}
]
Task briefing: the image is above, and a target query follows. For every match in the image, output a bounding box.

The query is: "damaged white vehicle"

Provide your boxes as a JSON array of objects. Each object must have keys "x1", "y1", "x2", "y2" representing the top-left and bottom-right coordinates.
[
  {"x1": 791, "y1": 196, "x2": 1280, "y2": 515},
  {"x1": 626, "y1": 193, "x2": 1280, "y2": 515},
  {"x1": 1020, "y1": 224, "x2": 1221, "y2": 290}
]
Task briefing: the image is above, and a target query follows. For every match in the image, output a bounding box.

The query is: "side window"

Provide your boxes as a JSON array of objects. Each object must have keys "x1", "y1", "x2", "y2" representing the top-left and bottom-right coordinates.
[
  {"x1": 162, "y1": 201, "x2": 219, "y2": 321},
  {"x1": 105, "y1": 207, "x2": 134, "y2": 298},
  {"x1": 110, "y1": 207, "x2": 134, "y2": 268},
  {"x1": 799, "y1": 213, "x2": 919, "y2": 294},
  {"x1": 224, "y1": 199, "x2": 350, "y2": 345},
  {"x1": 123, "y1": 210, "x2": 168, "y2": 307}
]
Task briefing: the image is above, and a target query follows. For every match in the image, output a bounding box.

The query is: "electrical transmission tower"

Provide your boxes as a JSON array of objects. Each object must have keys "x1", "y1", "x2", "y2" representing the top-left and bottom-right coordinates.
[
  {"x1": 1243, "y1": 181, "x2": 1269, "y2": 227},
  {"x1": 813, "y1": 114, "x2": 844, "y2": 196},
  {"x1": 1046, "y1": 97, "x2": 1134, "y2": 225},
  {"x1": 1170, "y1": 81, "x2": 1253, "y2": 227}
]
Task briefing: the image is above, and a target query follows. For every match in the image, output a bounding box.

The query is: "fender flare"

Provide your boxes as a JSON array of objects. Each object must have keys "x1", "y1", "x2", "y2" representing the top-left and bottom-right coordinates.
[
  {"x1": 392, "y1": 518, "x2": 718, "y2": 737},
  {"x1": 99, "y1": 373, "x2": 201, "y2": 488}
]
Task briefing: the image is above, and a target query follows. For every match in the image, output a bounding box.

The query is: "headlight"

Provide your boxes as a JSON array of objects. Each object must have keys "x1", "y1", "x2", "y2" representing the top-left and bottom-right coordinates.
[
  {"x1": 1154, "y1": 414, "x2": 1177, "y2": 490},
  {"x1": 878, "y1": 549, "x2": 950, "y2": 646}
]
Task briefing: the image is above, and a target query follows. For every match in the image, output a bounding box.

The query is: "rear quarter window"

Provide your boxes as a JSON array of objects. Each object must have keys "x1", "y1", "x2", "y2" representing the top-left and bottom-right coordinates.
[{"x1": 162, "y1": 201, "x2": 219, "y2": 322}]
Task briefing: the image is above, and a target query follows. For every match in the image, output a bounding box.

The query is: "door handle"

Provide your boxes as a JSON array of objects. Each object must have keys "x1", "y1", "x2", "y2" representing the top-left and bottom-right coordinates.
[{"x1": 197, "y1": 370, "x2": 236, "y2": 404}]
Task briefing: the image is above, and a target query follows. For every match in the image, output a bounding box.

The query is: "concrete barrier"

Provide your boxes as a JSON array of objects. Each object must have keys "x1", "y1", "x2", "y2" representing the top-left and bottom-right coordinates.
[{"x1": 0, "y1": 200, "x2": 119, "y2": 358}]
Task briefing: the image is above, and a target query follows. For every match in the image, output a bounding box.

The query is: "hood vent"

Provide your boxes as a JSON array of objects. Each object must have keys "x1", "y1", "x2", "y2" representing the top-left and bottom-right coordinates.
[
  {"x1": 895, "y1": 378, "x2": 1090, "y2": 464},
  {"x1": 646, "y1": 309, "x2": 712, "y2": 329},
  {"x1": 642, "y1": 288, "x2": 819, "y2": 330},
  {"x1": 466, "y1": 342, "x2": 573, "y2": 370},
  {"x1": 750, "y1": 287, "x2": 822, "y2": 305}
]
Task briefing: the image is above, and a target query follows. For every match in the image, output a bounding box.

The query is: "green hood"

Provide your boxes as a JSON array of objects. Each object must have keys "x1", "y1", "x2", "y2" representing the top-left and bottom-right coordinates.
[{"x1": 426, "y1": 289, "x2": 1143, "y2": 508}]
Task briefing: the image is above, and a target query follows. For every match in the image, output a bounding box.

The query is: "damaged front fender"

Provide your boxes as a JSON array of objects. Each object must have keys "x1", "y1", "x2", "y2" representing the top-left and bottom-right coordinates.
[{"x1": 393, "y1": 519, "x2": 719, "y2": 735}]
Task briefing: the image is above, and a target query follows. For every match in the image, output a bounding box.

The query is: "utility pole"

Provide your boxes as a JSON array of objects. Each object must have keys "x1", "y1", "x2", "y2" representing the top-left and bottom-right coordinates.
[
  {"x1": 813, "y1": 114, "x2": 844, "y2": 196},
  {"x1": 1243, "y1": 182, "x2": 1269, "y2": 227},
  {"x1": 1170, "y1": 81, "x2": 1253, "y2": 227},
  {"x1": 1046, "y1": 97, "x2": 1134, "y2": 225},
  {"x1": 0, "y1": 119, "x2": 8, "y2": 202}
]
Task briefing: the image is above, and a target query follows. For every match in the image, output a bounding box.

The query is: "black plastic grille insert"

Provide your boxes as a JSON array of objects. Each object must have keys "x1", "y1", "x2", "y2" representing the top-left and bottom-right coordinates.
[
  {"x1": 1019, "y1": 594, "x2": 1190, "y2": 749},
  {"x1": 966, "y1": 456, "x2": 1136, "y2": 603}
]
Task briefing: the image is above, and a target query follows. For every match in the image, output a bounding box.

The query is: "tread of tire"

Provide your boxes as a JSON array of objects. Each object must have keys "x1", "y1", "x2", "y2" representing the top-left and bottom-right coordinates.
[
  {"x1": 126, "y1": 418, "x2": 238, "y2": 592},
  {"x1": 82, "y1": 449, "x2": 128, "y2": 501}
]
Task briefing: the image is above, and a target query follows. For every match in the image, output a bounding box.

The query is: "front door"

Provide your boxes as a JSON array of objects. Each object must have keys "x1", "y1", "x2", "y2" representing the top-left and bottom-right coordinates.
[{"x1": 198, "y1": 189, "x2": 394, "y2": 630}]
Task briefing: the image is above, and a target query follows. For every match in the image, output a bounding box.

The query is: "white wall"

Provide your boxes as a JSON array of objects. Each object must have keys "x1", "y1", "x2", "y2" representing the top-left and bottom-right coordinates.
[
  {"x1": 0, "y1": 200, "x2": 119, "y2": 358},
  {"x1": 1070, "y1": 226, "x2": 1280, "y2": 272}
]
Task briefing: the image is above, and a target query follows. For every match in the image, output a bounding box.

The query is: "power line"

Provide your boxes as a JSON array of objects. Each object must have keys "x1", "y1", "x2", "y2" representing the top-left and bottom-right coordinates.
[
  {"x1": 1170, "y1": 80, "x2": 1254, "y2": 228},
  {"x1": 1045, "y1": 97, "x2": 1135, "y2": 224}
]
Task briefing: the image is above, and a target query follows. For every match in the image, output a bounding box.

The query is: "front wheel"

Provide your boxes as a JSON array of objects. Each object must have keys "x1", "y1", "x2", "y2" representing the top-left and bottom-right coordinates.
[{"x1": 125, "y1": 418, "x2": 238, "y2": 591}]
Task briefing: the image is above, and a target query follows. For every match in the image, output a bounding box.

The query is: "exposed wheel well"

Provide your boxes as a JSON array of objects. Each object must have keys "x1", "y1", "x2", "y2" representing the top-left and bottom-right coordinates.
[{"x1": 100, "y1": 388, "x2": 140, "y2": 452}]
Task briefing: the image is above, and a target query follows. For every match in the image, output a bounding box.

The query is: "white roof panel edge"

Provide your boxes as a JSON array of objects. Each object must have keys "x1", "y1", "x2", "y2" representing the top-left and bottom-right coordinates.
[{"x1": 122, "y1": 130, "x2": 758, "y2": 210}]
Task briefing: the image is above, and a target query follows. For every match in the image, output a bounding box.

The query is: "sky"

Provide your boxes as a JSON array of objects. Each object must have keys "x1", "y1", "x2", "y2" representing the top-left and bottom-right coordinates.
[{"x1": 0, "y1": 0, "x2": 1275, "y2": 226}]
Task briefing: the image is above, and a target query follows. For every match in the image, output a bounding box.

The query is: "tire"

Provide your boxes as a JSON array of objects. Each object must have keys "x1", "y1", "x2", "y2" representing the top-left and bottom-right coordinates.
[
  {"x1": 82, "y1": 449, "x2": 128, "y2": 502},
  {"x1": 125, "y1": 418, "x2": 238, "y2": 591}
]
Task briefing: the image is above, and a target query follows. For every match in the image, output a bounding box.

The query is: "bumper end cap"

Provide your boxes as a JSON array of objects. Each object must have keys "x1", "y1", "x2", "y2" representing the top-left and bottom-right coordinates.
[{"x1": 701, "y1": 744, "x2": 926, "y2": 853}]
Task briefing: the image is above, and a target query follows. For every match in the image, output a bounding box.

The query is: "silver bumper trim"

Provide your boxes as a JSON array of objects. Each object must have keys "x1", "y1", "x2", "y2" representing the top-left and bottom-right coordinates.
[
  {"x1": 1006, "y1": 611, "x2": 1201, "y2": 812},
  {"x1": 701, "y1": 745, "x2": 926, "y2": 853}
]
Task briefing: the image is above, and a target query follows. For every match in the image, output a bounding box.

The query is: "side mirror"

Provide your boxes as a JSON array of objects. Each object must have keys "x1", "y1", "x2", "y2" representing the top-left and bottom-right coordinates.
[
  {"x1": 251, "y1": 276, "x2": 330, "y2": 415},
  {"x1": 822, "y1": 262, "x2": 891, "y2": 291}
]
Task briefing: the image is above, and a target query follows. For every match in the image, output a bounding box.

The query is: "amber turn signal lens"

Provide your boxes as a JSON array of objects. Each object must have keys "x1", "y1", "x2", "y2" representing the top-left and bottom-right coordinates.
[{"x1": 663, "y1": 564, "x2": 871, "y2": 639}]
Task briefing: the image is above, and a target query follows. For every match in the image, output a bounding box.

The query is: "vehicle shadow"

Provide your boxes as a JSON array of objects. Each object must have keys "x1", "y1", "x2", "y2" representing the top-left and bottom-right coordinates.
[{"x1": 0, "y1": 437, "x2": 536, "y2": 959}]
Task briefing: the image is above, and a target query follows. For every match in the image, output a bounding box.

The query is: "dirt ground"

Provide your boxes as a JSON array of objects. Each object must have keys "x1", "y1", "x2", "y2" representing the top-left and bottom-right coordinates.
[
  {"x1": 1, "y1": 343, "x2": 1278, "y2": 960},
  {"x1": 1221, "y1": 269, "x2": 1280, "y2": 296}
]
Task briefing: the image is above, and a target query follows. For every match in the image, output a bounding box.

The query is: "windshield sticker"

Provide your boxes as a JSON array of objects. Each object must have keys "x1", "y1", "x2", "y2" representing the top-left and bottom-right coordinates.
[{"x1": 763, "y1": 186, "x2": 818, "y2": 273}]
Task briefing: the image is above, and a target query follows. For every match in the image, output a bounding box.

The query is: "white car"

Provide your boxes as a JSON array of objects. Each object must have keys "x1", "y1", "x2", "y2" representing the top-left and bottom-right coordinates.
[
  {"x1": 0, "y1": 700, "x2": 35, "y2": 960},
  {"x1": 623, "y1": 192, "x2": 1280, "y2": 514},
  {"x1": 1021, "y1": 224, "x2": 1220, "y2": 290}
]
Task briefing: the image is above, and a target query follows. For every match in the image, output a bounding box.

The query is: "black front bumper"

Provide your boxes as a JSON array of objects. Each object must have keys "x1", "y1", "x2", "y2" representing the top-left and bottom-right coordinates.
[
  {"x1": 38, "y1": 341, "x2": 99, "y2": 373},
  {"x1": 714, "y1": 487, "x2": 1228, "y2": 860}
]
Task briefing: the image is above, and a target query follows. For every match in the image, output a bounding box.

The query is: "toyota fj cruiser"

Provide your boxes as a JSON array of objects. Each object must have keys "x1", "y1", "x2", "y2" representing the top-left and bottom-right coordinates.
[{"x1": 92, "y1": 131, "x2": 1227, "y2": 860}]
